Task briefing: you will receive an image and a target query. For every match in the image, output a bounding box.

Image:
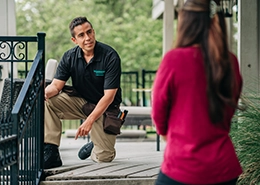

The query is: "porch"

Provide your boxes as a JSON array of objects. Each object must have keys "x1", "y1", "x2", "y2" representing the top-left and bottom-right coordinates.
[{"x1": 41, "y1": 136, "x2": 166, "y2": 185}]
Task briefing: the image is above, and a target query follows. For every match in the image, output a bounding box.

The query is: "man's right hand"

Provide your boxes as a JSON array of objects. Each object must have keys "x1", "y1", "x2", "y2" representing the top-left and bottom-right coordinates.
[{"x1": 45, "y1": 79, "x2": 66, "y2": 100}]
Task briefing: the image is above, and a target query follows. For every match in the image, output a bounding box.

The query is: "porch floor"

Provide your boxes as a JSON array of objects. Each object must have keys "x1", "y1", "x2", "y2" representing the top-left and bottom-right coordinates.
[{"x1": 41, "y1": 134, "x2": 166, "y2": 185}]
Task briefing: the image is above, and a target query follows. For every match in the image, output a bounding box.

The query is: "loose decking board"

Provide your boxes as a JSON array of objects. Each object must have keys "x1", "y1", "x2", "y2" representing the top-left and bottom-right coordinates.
[
  {"x1": 43, "y1": 138, "x2": 165, "y2": 183},
  {"x1": 45, "y1": 161, "x2": 160, "y2": 180}
]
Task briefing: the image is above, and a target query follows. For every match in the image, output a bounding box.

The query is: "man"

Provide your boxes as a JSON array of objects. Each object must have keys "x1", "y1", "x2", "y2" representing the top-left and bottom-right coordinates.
[{"x1": 44, "y1": 16, "x2": 122, "y2": 169}]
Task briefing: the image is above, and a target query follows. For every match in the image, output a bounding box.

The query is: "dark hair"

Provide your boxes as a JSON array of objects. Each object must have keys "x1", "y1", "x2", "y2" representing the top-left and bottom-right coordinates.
[
  {"x1": 175, "y1": 0, "x2": 237, "y2": 124},
  {"x1": 69, "y1": 16, "x2": 93, "y2": 37}
]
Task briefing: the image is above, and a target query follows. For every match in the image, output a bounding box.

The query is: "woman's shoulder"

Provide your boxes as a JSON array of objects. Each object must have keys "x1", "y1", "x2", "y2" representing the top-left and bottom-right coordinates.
[
  {"x1": 163, "y1": 46, "x2": 200, "y2": 63},
  {"x1": 166, "y1": 46, "x2": 199, "y2": 56}
]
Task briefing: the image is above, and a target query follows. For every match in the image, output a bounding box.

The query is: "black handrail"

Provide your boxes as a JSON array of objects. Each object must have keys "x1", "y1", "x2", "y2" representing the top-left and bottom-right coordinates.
[{"x1": 0, "y1": 32, "x2": 45, "y2": 184}]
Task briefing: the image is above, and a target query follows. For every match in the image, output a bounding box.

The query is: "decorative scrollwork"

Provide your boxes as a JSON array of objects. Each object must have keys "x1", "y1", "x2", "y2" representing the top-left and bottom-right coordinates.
[
  {"x1": 0, "y1": 41, "x2": 11, "y2": 60},
  {"x1": 0, "y1": 41, "x2": 27, "y2": 61},
  {"x1": 18, "y1": 60, "x2": 44, "y2": 139},
  {"x1": 13, "y1": 41, "x2": 26, "y2": 60}
]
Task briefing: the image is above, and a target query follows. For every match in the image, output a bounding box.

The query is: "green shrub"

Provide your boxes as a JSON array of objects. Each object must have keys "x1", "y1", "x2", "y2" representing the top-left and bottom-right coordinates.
[{"x1": 231, "y1": 94, "x2": 260, "y2": 184}]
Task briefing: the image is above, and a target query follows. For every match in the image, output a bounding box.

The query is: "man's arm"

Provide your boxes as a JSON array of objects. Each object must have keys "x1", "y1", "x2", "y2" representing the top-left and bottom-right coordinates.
[
  {"x1": 75, "y1": 88, "x2": 117, "y2": 139},
  {"x1": 45, "y1": 79, "x2": 66, "y2": 100}
]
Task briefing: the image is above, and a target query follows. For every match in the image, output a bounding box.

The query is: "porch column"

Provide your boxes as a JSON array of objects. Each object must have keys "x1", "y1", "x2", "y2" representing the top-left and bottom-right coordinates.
[
  {"x1": 238, "y1": 0, "x2": 260, "y2": 94},
  {"x1": 163, "y1": 0, "x2": 174, "y2": 55},
  {"x1": 0, "y1": 0, "x2": 17, "y2": 97},
  {"x1": 226, "y1": 17, "x2": 233, "y2": 51},
  {"x1": 152, "y1": 0, "x2": 175, "y2": 55}
]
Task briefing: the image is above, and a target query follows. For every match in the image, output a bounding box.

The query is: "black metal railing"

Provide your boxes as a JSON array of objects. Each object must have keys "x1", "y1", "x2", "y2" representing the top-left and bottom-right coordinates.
[
  {"x1": 0, "y1": 33, "x2": 45, "y2": 184},
  {"x1": 121, "y1": 71, "x2": 139, "y2": 106},
  {"x1": 141, "y1": 69, "x2": 157, "y2": 106}
]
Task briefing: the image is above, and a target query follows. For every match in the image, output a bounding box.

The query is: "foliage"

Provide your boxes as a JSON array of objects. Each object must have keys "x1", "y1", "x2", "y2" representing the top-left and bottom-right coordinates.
[
  {"x1": 15, "y1": 0, "x2": 164, "y2": 72},
  {"x1": 230, "y1": 94, "x2": 260, "y2": 185}
]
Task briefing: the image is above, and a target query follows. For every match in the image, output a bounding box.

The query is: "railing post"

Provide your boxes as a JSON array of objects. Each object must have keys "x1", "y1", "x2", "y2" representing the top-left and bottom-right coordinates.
[
  {"x1": 135, "y1": 71, "x2": 139, "y2": 106},
  {"x1": 142, "y1": 69, "x2": 146, "y2": 106},
  {"x1": 37, "y1": 32, "x2": 46, "y2": 52},
  {"x1": 37, "y1": 32, "x2": 46, "y2": 172},
  {"x1": 11, "y1": 113, "x2": 19, "y2": 185}
]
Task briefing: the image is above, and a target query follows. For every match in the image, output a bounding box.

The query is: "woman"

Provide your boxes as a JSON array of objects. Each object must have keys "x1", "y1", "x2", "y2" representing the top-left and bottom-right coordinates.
[{"x1": 151, "y1": 0, "x2": 243, "y2": 184}]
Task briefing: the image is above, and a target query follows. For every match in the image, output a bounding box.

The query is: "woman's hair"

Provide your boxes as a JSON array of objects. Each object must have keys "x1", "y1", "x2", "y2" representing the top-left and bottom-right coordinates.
[
  {"x1": 69, "y1": 16, "x2": 93, "y2": 37},
  {"x1": 175, "y1": 0, "x2": 237, "y2": 124}
]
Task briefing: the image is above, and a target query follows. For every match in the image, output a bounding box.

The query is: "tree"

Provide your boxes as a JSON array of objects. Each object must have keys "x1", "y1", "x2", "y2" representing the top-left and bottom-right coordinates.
[{"x1": 15, "y1": 0, "x2": 164, "y2": 72}]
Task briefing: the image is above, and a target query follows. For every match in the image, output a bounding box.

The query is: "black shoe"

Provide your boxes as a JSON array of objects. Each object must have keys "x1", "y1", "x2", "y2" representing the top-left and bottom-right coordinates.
[
  {"x1": 78, "y1": 141, "x2": 94, "y2": 160},
  {"x1": 43, "y1": 143, "x2": 62, "y2": 169}
]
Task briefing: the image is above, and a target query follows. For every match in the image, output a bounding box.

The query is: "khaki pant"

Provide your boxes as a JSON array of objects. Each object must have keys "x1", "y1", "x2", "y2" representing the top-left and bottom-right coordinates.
[{"x1": 44, "y1": 92, "x2": 116, "y2": 162}]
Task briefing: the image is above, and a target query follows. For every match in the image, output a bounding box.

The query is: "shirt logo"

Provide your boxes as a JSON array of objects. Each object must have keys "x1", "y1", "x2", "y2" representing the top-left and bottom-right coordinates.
[{"x1": 94, "y1": 70, "x2": 105, "y2": 76}]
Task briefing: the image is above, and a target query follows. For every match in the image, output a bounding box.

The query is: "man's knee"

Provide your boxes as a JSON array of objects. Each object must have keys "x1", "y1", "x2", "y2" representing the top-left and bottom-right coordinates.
[{"x1": 91, "y1": 150, "x2": 116, "y2": 163}]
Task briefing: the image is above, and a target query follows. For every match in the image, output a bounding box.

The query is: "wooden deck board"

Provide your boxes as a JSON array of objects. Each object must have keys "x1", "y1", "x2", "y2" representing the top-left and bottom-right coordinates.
[
  {"x1": 47, "y1": 163, "x2": 159, "y2": 180},
  {"x1": 106, "y1": 164, "x2": 160, "y2": 176},
  {"x1": 128, "y1": 167, "x2": 160, "y2": 178},
  {"x1": 46, "y1": 162, "x2": 118, "y2": 180},
  {"x1": 43, "y1": 137, "x2": 166, "y2": 184}
]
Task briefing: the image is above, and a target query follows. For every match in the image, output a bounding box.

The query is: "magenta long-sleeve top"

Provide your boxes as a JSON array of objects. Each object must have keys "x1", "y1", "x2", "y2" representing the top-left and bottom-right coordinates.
[{"x1": 152, "y1": 46, "x2": 243, "y2": 184}]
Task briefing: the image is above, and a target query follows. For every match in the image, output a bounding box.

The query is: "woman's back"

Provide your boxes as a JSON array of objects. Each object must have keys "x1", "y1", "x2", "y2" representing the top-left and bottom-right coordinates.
[{"x1": 152, "y1": 46, "x2": 242, "y2": 184}]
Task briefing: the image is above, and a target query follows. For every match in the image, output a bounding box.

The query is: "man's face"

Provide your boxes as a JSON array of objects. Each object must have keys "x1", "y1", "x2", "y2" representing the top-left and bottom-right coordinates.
[{"x1": 71, "y1": 22, "x2": 96, "y2": 53}]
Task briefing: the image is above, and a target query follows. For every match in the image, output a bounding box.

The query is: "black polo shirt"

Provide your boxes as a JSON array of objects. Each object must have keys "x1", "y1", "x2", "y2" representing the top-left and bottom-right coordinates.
[{"x1": 54, "y1": 41, "x2": 122, "y2": 106}]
